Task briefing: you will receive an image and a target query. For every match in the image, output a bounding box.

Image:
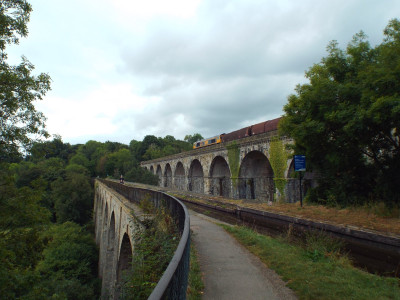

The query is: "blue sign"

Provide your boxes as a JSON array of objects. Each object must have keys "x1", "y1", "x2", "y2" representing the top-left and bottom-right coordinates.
[{"x1": 294, "y1": 155, "x2": 306, "y2": 172}]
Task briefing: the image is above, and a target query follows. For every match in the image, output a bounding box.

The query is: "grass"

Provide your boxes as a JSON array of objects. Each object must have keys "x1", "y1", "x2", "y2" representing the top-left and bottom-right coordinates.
[
  {"x1": 187, "y1": 235, "x2": 204, "y2": 300},
  {"x1": 221, "y1": 224, "x2": 400, "y2": 300}
]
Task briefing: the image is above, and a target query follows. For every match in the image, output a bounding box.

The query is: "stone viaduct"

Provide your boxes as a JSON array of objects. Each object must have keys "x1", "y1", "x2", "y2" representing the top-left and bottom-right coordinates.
[{"x1": 141, "y1": 132, "x2": 312, "y2": 203}]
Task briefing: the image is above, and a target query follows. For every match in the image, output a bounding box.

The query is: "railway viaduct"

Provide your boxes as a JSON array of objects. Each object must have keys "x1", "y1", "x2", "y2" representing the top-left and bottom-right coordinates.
[{"x1": 141, "y1": 131, "x2": 313, "y2": 203}]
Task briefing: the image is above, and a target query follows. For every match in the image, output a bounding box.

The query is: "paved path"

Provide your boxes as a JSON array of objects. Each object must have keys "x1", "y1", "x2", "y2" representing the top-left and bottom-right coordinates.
[{"x1": 190, "y1": 210, "x2": 297, "y2": 300}]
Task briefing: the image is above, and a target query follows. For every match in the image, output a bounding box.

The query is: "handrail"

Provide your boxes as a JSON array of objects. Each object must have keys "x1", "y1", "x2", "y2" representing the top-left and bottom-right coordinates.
[{"x1": 98, "y1": 179, "x2": 190, "y2": 300}]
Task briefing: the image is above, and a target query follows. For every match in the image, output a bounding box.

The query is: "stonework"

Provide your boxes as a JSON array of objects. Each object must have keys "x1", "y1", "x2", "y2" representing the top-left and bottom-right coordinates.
[
  {"x1": 94, "y1": 180, "x2": 140, "y2": 299},
  {"x1": 141, "y1": 133, "x2": 302, "y2": 202}
]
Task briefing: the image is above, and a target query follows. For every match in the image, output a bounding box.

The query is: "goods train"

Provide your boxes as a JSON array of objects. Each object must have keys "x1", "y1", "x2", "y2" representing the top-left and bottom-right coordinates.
[{"x1": 193, "y1": 117, "x2": 281, "y2": 149}]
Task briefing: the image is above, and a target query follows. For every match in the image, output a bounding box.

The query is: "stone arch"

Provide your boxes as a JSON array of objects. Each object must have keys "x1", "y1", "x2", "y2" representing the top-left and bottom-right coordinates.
[
  {"x1": 156, "y1": 165, "x2": 162, "y2": 186},
  {"x1": 239, "y1": 150, "x2": 274, "y2": 201},
  {"x1": 102, "y1": 211, "x2": 116, "y2": 297},
  {"x1": 174, "y1": 162, "x2": 185, "y2": 190},
  {"x1": 150, "y1": 165, "x2": 154, "y2": 174},
  {"x1": 117, "y1": 233, "x2": 133, "y2": 285},
  {"x1": 164, "y1": 163, "x2": 172, "y2": 188},
  {"x1": 209, "y1": 156, "x2": 231, "y2": 197},
  {"x1": 189, "y1": 159, "x2": 204, "y2": 193}
]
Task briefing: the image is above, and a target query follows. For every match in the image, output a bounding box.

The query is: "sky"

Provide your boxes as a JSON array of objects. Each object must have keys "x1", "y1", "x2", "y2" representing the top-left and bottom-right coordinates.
[{"x1": 7, "y1": 0, "x2": 400, "y2": 145}]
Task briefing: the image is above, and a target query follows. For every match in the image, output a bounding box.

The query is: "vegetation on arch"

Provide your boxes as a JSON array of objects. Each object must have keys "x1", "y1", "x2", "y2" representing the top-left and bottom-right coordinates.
[
  {"x1": 269, "y1": 138, "x2": 290, "y2": 199},
  {"x1": 280, "y1": 19, "x2": 400, "y2": 207},
  {"x1": 119, "y1": 199, "x2": 180, "y2": 299},
  {"x1": 226, "y1": 141, "x2": 240, "y2": 187}
]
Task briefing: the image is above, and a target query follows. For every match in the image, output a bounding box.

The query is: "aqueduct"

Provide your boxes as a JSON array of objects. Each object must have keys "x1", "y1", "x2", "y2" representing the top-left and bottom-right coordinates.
[
  {"x1": 141, "y1": 132, "x2": 313, "y2": 203},
  {"x1": 94, "y1": 180, "x2": 137, "y2": 298},
  {"x1": 94, "y1": 179, "x2": 190, "y2": 299}
]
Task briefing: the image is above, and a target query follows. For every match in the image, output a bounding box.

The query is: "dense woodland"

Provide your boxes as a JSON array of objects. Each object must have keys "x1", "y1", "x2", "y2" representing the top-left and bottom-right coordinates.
[{"x1": 1, "y1": 134, "x2": 196, "y2": 298}]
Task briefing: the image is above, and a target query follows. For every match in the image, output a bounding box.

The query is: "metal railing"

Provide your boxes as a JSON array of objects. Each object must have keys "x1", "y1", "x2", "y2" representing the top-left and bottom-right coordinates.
[{"x1": 98, "y1": 179, "x2": 190, "y2": 300}]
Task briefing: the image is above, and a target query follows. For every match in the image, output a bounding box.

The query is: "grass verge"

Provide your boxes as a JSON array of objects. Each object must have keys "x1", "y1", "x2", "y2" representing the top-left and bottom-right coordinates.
[
  {"x1": 221, "y1": 224, "x2": 400, "y2": 300},
  {"x1": 187, "y1": 235, "x2": 204, "y2": 300}
]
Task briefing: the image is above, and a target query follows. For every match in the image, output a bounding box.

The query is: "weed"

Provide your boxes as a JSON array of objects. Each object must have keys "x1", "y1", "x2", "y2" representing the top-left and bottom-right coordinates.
[
  {"x1": 187, "y1": 234, "x2": 204, "y2": 300},
  {"x1": 303, "y1": 230, "x2": 344, "y2": 260},
  {"x1": 119, "y1": 202, "x2": 180, "y2": 299}
]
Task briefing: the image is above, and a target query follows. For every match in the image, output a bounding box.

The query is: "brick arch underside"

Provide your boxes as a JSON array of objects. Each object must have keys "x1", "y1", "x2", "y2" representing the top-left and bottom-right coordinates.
[
  {"x1": 164, "y1": 164, "x2": 172, "y2": 188},
  {"x1": 174, "y1": 162, "x2": 185, "y2": 190},
  {"x1": 189, "y1": 159, "x2": 204, "y2": 193},
  {"x1": 210, "y1": 156, "x2": 231, "y2": 197},
  {"x1": 239, "y1": 151, "x2": 274, "y2": 201}
]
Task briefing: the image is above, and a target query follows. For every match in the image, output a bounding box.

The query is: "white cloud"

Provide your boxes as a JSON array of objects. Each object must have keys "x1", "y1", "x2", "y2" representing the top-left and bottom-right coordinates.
[{"x1": 8, "y1": 0, "x2": 400, "y2": 144}]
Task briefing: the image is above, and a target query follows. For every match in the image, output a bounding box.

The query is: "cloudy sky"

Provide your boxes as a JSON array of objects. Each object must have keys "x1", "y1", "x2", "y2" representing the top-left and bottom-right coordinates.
[{"x1": 7, "y1": 0, "x2": 400, "y2": 145}]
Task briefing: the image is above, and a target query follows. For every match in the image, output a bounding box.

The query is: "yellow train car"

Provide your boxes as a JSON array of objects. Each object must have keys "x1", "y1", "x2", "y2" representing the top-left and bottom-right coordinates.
[{"x1": 193, "y1": 135, "x2": 222, "y2": 149}]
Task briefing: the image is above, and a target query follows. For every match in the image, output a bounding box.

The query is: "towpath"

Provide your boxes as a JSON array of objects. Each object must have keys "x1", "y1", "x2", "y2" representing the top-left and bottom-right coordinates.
[{"x1": 190, "y1": 210, "x2": 297, "y2": 300}]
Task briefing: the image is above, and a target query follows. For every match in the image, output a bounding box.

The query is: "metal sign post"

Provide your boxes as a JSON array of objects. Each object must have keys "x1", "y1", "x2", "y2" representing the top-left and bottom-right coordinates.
[{"x1": 294, "y1": 155, "x2": 306, "y2": 207}]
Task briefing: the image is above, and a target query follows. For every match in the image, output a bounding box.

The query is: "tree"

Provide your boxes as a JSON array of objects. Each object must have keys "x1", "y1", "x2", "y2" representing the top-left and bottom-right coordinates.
[
  {"x1": 0, "y1": 0, "x2": 51, "y2": 161},
  {"x1": 33, "y1": 222, "x2": 100, "y2": 300},
  {"x1": 184, "y1": 133, "x2": 203, "y2": 144},
  {"x1": 52, "y1": 172, "x2": 93, "y2": 225},
  {"x1": 29, "y1": 135, "x2": 75, "y2": 162},
  {"x1": 0, "y1": 166, "x2": 50, "y2": 298},
  {"x1": 280, "y1": 19, "x2": 400, "y2": 206}
]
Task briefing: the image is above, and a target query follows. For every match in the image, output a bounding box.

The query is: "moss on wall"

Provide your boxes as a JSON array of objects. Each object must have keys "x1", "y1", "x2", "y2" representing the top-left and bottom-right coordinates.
[
  {"x1": 226, "y1": 142, "x2": 240, "y2": 187},
  {"x1": 269, "y1": 138, "x2": 288, "y2": 199}
]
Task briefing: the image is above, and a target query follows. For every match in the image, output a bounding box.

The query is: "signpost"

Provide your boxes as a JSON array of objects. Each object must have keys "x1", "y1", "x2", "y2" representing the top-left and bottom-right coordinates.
[{"x1": 294, "y1": 155, "x2": 306, "y2": 207}]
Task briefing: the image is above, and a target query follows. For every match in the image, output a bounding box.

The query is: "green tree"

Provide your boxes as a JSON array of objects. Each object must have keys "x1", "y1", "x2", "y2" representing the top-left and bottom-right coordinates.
[
  {"x1": 75, "y1": 140, "x2": 107, "y2": 176},
  {"x1": 0, "y1": 0, "x2": 51, "y2": 162},
  {"x1": 125, "y1": 165, "x2": 159, "y2": 185},
  {"x1": 52, "y1": 172, "x2": 93, "y2": 225},
  {"x1": 280, "y1": 19, "x2": 400, "y2": 206},
  {"x1": 0, "y1": 166, "x2": 50, "y2": 298},
  {"x1": 33, "y1": 222, "x2": 100, "y2": 299},
  {"x1": 129, "y1": 139, "x2": 142, "y2": 161},
  {"x1": 29, "y1": 135, "x2": 75, "y2": 163},
  {"x1": 104, "y1": 148, "x2": 133, "y2": 177},
  {"x1": 184, "y1": 133, "x2": 204, "y2": 144}
]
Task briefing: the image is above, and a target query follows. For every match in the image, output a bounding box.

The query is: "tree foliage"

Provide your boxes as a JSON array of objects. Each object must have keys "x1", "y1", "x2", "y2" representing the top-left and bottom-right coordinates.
[
  {"x1": 0, "y1": 2, "x2": 100, "y2": 298},
  {"x1": 33, "y1": 222, "x2": 100, "y2": 299},
  {"x1": 280, "y1": 19, "x2": 400, "y2": 206},
  {"x1": 0, "y1": 0, "x2": 51, "y2": 161},
  {"x1": 184, "y1": 133, "x2": 204, "y2": 144}
]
